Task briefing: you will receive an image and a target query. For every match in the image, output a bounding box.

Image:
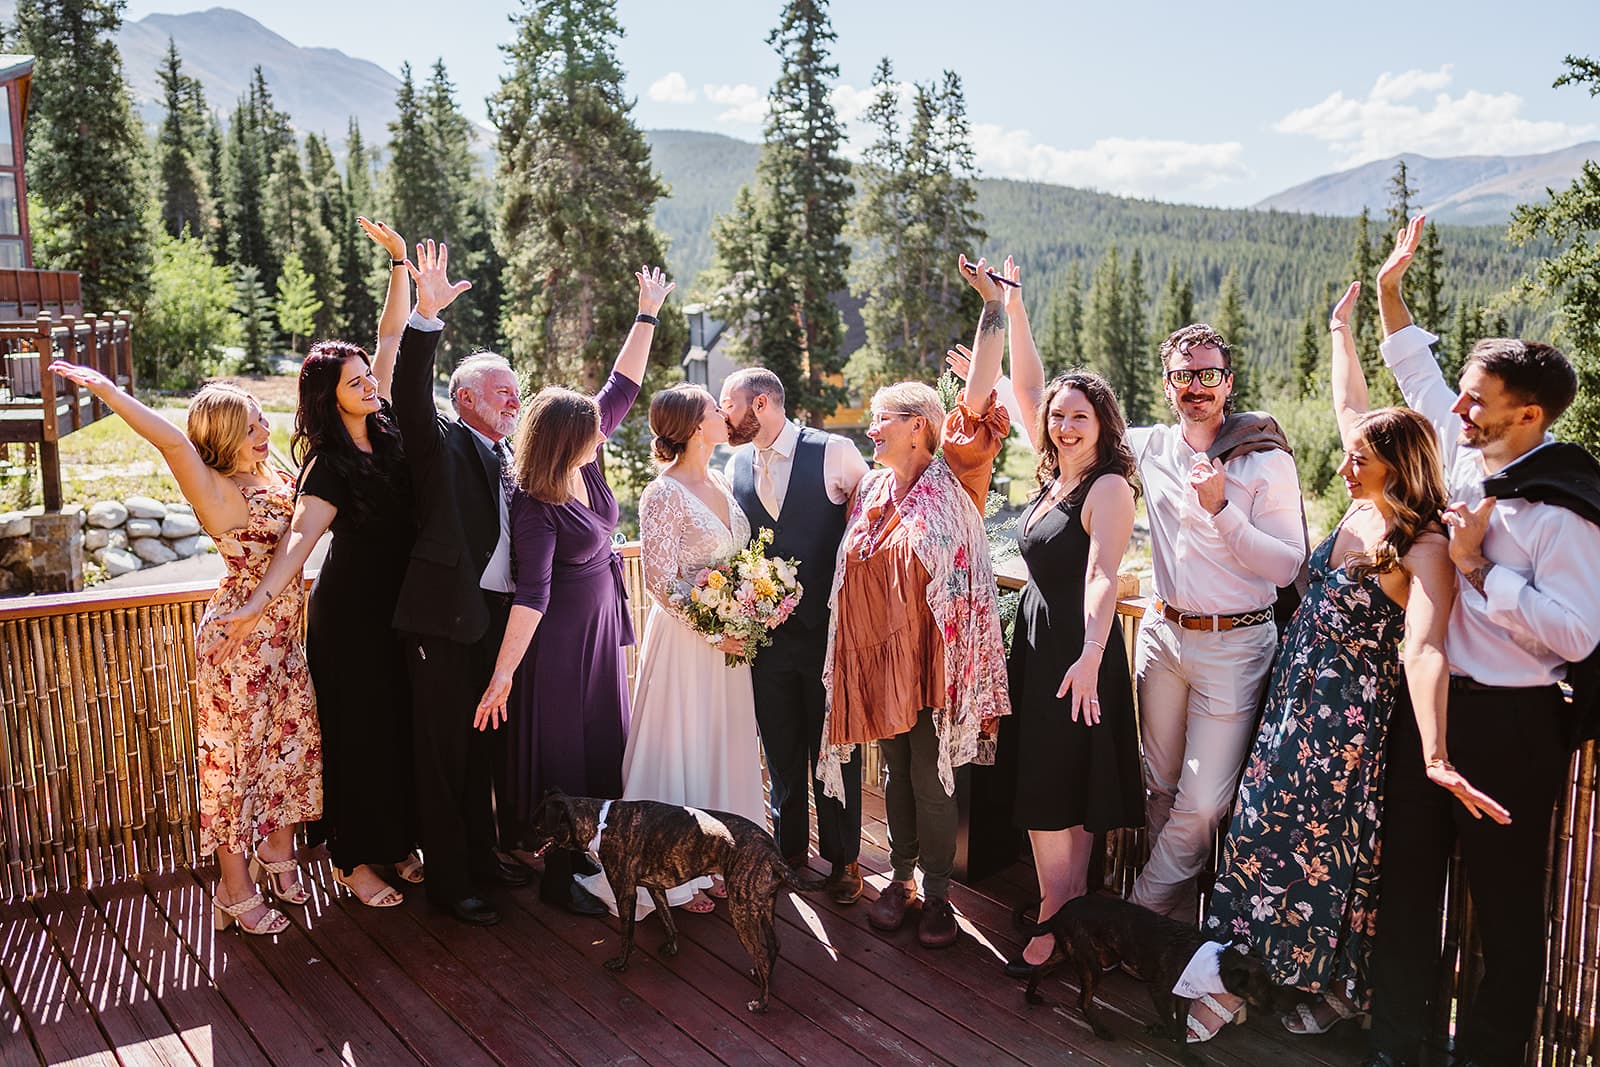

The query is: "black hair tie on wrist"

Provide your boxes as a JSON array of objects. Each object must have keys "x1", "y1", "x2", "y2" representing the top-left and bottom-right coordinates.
[
  {"x1": 390, "y1": 259, "x2": 405, "y2": 269},
  {"x1": 636, "y1": 312, "x2": 659, "y2": 326}
]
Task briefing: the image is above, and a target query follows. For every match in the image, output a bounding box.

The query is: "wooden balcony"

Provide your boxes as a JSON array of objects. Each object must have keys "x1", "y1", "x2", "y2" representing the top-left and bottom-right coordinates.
[{"x1": 0, "y1": 552, "x2": 1594, "y2": 1064}]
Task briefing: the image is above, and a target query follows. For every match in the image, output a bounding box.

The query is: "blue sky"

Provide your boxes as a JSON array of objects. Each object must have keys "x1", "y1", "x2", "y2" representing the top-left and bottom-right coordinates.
[{"x1": 124, "y1": 0, "x2": 1600, "y2": 206}]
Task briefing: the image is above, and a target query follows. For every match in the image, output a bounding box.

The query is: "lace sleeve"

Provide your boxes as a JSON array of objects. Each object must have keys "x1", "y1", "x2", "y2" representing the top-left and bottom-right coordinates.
[{"x1": 639, "y1": 480, "x2": 693, "y2": 620}]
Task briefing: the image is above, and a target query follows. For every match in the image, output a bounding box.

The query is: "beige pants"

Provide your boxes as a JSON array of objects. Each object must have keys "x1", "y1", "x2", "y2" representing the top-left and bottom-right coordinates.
[{"x1": 1129, "y1": 612, "x2": 1278, "y2": 919}]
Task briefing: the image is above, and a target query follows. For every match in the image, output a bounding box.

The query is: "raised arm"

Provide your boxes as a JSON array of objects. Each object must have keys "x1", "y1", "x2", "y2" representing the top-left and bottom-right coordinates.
[
  {"x1": 1329, "y1": 281, "x2": 1368, "y2": 442},
  {"x1": 48, "y1": 361, "x2": 246, "y2": 534},
  {"x1": 205, "y1": 486, "x2": 336, "y2": 662},
  {"x1": 1374, "y1": 215, "x2": 1461, "y2": 465},
  {"x1": 358, "y1": 217, "x2": 409, "y2": 400},
  {"x1": 612, "y1": 266, "x2": 676, "y2": 387},
  {"x1": 1377, "y1": 215, "x2": 1424, "y2": 338},
  {"x1": 957, "y1": 254, "x2": 1006, "y2": 412},
  {"x1": 998, "y1": 257, "x2": 1047, "y2": 451},
  {"x1": 391, "y1": 239, "x2": 472, "y2": 464}
]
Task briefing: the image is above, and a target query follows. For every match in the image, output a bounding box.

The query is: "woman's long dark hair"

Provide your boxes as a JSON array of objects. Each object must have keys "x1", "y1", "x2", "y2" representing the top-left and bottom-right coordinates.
[
  {"x1": 1032, "y1": 370, "x2": 1140, "y2": 505},
  {"x1": 293, "y1": 340, "x2": 406, "y2": 522}
]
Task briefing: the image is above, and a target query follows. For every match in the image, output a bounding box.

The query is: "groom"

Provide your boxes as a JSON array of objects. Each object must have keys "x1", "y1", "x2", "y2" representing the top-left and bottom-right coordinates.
[{"x1": 721, "y1": 368, "x2": 869, "y2": 903}]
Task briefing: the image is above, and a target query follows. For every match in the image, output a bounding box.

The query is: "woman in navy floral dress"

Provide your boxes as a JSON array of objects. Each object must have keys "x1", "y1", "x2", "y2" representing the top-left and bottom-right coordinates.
[{"x1": 1196, "y1": 280, "x2": 1464, "y2": 1041}]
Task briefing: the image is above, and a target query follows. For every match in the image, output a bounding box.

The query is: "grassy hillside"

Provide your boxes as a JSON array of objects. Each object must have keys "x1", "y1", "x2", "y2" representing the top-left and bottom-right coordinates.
[{"x1": 645, "y1": 130, "x2": 1546, "y2": 374}]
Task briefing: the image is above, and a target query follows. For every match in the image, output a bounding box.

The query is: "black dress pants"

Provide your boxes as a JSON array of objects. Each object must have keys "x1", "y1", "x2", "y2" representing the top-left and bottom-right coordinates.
[
  {"x1": 1368, "y1": 683, "x2": 1568, "y2": 1067},
  {"x1": 752, "y1": 629, "x2": 861, "y2": 868},
  {"x1": 402, "y1": 600, "x2": 509, "y2": 907}
]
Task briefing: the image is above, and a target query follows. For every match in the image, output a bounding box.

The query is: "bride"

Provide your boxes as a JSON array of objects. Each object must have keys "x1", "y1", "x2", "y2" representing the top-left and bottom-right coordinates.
[{"x1": 579, "y1": 383, "x2": 767, "y2": 915}]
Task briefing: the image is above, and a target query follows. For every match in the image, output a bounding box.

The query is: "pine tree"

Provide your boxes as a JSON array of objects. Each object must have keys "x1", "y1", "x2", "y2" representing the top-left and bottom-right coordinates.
[
  {"x1": 1213, "y1": 266, "x2": 1253, "y2": 408},
  {"x1": 302, "y1": 133, "x2": 346, "y2": 338},
  {"x1": 225, "y1": 68, "x2": 294, "y2": 288},
  {"x1": 1043, "y1": 263, "x2": 1083, "y2": 376},
  {"x1": 203, "y1": 116, "x2": 227, "y2": 260},
  {"x1": 849, "y1": 60, "x2": 984, "y2": 388},
  {"x1": 1293, "y1": 300, "x2": 1324, "y2": 399},
  {"x1": 421, "y1": 59, "x2": 497, "y2": 353},
  {"x1": 337, "y1": 119, "x2": 380, "y2": 343},
  {"x1": 1348, "y1": 207, "x2": 1394, "y2": 403},
  {"x1": 708, "y1": 0, "x2": 853, "y2": 425},
  {"x1": 1120, "y1": 249, "x2": 1150, "y2": 422},
  {"x1": 490, "y1": 1, "x2": 678, "y2": 392},
  {"x1": 1152, "y1": 264, "x2": 1196, "y2": 345},
  {"x1": 155, "y1": 38, "x2": 205, "y2": 240},
  {"x1": 263, "y1": 142, "x2": 337, "y2": 345},
  {"x1": 1385, "y1": 160, "x2": 1415, "y2": 238},
  {"x1": 274, "y1": 251, "x2": 321, "y2": 353},
  {"x1": 381, "y1": 64, "x2": 436, "y2": 246},
  {"x1": 233, "y1": 264, "x2": 274, "y2": 371},
  {"x1": 17, "y1": 0, "x2": 154, "y2": 310},
  {"x1": 1082, "y1": 244, "x2": 1125, "y2": 394},
  {"x1": 1412, "y1": 219, "x2": 1449, "y2": 344}
]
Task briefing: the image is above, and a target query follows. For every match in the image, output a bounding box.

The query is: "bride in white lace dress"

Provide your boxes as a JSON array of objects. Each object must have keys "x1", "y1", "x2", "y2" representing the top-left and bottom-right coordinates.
[{"x1": 579, "y1": 384, "x2": 767, "y2": 916}]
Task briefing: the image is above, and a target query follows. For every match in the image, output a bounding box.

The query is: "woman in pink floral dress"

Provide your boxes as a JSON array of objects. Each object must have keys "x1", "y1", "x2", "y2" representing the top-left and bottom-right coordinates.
[{"x1": 50, "y1": 361, "x2": 321, "y2": 936}]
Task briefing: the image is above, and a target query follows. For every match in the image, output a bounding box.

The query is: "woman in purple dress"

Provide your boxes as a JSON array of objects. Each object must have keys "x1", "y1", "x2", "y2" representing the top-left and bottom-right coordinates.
[{"x1": 475, "y1": 265, "x2": 675, "y2": 913}]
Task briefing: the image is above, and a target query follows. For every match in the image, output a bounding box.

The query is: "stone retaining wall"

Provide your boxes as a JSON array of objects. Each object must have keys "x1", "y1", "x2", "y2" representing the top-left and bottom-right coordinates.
[{"x1": 0, "y1": 495, "x2": 216, "y2": 594}]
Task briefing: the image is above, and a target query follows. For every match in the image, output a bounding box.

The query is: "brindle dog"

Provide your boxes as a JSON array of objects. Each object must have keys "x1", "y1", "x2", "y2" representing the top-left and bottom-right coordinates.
[
  {"x1": 1014, "y1": 894, "x2": 1278, "y2": 1060},
  {"x1": 529, "y1": 792, "x2": 820, "y2": 1012}
]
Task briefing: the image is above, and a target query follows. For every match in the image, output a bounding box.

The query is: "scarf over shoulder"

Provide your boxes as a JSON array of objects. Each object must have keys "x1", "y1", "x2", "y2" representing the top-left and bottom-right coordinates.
[{"x1": 817, "y1": 456, "x2": 1011, "y2": 801}]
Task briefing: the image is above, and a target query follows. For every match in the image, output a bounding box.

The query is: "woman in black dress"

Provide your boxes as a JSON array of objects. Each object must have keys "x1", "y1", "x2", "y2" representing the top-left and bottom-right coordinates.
[
  {"x1": 212, "y1": 218, "x2": 421, "y2": 905},
  {"x1": 988, "y1": 258, "x2": 1143, "y2": 975}
]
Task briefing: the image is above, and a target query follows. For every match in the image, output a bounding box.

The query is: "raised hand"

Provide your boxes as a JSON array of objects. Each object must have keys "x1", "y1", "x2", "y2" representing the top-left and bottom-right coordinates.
[
  {"x1": 636, "y1": 265, "x2": 675, "y2": 317},
  {"x1": 1330, "y1": 281, "x2": 1360, "y2": 331},
  {"x1": 1427, "y1": 760, "x2": 1512, "y2": 824},
  {"x1": 1377, "y1": 215, "x2": 1426, "y2": 291},
  {"x1": 357, "y1": 216, "x2": 406, "y2": 261},
  {"x1": 999, "y1": 255, "x2": 1022, "y2": 309},
  {"x1": 958, "y1": 253, "x2": 1003, "y2": 303},
  {"x1": 944, "y1": 343, "x2": 973, "y2": 382},
  {"x1": 49, "y1": 360, "x2": 116, "y2": 396},
  {"x1": 406, "y1": 239, "x2": 473, "y2": 320}
]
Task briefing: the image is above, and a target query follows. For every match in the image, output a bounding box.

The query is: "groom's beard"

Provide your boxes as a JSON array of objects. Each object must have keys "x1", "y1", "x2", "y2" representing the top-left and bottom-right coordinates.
[{"x1": 726, "y1": 410, "x2": 761, "y2": 446}]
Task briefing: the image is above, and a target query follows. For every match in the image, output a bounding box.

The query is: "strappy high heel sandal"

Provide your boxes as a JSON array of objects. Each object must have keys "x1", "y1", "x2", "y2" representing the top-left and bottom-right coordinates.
[
  {"x1": 214, "y1": 889, "x2": 290, "y2": 935},
  {"x1": 335, "y1": 867, "x2": 404, "y2": 908},
  {"x1": 249, "y1": 853, "x2": 310, "y2": 906},
  {"x1": 394, "y1": 852, "x2": 425, "y2": 884}
]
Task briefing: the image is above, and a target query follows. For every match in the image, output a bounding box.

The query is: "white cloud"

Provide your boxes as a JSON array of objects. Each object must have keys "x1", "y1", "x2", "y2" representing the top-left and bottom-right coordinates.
[
  {"x1": 647, "y1": 72, "x2": 696, "y2": 105},
  {"x1": 703, "y1": 83, "x2": 766, "y2": 124},
  {"x1": 1277, "y1": 66, "x2": 1597, "y2": 166},
  {"x1": 970, "y1": 124, "x2": 1249, "y2": 199}
]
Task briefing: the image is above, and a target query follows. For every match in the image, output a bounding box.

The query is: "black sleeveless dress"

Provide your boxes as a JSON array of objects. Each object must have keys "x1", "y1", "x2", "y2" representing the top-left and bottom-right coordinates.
[{"x1": 1008, "y1": 490, "x2": 1144, "y2": 832}]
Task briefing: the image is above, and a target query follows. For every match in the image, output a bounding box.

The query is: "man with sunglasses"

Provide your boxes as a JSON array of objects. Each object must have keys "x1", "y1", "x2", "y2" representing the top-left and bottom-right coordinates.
[{"x1": 1125, "y1": 324, "x2": 1307, "y2": 934}]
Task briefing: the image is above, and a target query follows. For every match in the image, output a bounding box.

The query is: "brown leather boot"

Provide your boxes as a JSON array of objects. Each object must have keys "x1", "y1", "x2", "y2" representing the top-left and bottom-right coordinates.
[
  {"x1": 868, "y1": 880, "x2": 916, "y2": 930},
  {"x1": 824, "y1": 861, "x2": 863, "y2": 905},
  {"x1": 917, "y1": 896, "x2": 959, "y2": 948}
]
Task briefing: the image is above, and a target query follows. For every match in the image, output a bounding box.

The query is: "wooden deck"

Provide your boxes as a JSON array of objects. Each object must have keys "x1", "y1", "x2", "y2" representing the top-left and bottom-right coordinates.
[{"x1": 0, "y1": 788, "x2": 1368, "y2": 1067}]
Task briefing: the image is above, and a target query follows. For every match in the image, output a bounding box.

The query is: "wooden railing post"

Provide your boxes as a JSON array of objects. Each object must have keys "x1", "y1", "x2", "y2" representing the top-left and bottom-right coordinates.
[
  {"x1": 34, "y1": 312, "x2": 58, "y2": 511},
  {"x1": 117, "y1": 309, "x2": 133, "y2": 392}
]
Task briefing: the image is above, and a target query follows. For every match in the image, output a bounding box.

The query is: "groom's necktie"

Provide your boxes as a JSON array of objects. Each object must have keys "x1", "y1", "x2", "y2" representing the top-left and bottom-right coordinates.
[{"x1": 756, "y1": 446, "x2": 780, "y2": 518}]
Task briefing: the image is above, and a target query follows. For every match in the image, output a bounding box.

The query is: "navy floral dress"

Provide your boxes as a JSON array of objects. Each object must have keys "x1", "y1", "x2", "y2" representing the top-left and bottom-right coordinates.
[{"x1": 1204, "y1": 512, "x2": 1405, "y2": 1005}]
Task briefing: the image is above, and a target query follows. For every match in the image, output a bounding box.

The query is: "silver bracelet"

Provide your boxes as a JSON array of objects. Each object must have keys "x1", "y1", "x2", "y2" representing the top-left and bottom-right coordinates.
[{"x1": 1084, "y1": 637, "x2": 1105, "y2": 651}]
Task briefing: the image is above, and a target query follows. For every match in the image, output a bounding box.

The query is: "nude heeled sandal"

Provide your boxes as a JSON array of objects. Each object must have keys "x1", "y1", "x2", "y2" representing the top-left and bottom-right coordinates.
[
  {"x1": 249, "y1": 854, "x2": 310, "y2": 905},
  {"x1": 213, "y1": 889, "x2": 289, "y2": 935}
]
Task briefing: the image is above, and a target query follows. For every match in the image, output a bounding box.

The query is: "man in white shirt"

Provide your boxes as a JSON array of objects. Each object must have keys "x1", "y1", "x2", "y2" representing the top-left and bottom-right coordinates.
[
  {"x1": 1364, "y1": 219, "x2": 1600, "y2": 1067},
  {"x1": 721, "y1": 368, "x2": 870, "y2": 903},
  {"x1": 1125, "y1": 324, "x2": 1307, "y2": 922}
]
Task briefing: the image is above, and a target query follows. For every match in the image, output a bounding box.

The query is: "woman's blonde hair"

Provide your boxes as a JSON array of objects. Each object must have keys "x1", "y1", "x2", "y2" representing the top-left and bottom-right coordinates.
[
  {"x1": 649, "y1": 384, "x2": 713, "y2": 463},
  {"x1": 186, "y1": 382, "x2": 265, "y2": 475},
  {"x1": 515, "y1": 386, "x2": 600, "y2": 504},
  {"x1": 1344, "y1": 406, "x2": 1449, "y2": 579},
  {"x1": 870, "y1": 381, "x2": 944, "y2": 453}
]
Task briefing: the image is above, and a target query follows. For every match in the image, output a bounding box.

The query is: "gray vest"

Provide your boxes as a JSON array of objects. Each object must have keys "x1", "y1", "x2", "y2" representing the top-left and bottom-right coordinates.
[{"x1": 730, "y1": 426, "x2": 848, "y2": 634}]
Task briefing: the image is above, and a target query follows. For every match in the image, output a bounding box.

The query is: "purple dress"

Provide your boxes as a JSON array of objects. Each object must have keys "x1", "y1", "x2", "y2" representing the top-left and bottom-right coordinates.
[{"x1": 503, "y1": 371, "x2": 640, "y2": 833}]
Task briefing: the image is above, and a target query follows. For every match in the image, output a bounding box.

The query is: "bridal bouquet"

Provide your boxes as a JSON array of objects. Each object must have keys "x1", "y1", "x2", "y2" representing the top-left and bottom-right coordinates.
[{"x1": 670, "y1": 527, "x2": 803, "y2": 667}]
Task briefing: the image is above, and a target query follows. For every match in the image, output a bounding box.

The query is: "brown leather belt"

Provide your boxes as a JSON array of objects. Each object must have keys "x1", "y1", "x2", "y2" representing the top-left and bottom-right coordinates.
[{"x1": 1152, "y1": 597, "x2": 1274, "y2": 632}]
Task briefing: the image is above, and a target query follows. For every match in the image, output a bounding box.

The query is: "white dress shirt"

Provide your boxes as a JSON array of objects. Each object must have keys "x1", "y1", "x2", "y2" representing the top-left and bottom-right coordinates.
[
  {"x1": 1129, "y1": 423, "x2": 1307, "y2": 615},
  {"x1": 407, "y1": 309, "x2": 514, "y2": 594},
  {"x1": 1382, "y1": 324, "x2": 1600, "y2": 686},
  {"x1": 726, "y1": 420, "x2": 869, "y2": 513}
]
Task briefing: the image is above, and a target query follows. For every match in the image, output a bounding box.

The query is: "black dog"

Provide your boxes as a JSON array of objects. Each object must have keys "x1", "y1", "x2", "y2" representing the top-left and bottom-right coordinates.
[
  {"x1": 1014, "y1": 894, "x2": 1277, "y2": 1058},
  {"x1": 529, "y1": 792, "x2": 819, "y2": 1012}
]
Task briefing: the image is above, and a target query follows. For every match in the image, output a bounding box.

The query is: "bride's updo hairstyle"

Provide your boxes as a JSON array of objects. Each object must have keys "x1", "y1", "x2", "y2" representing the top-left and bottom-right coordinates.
[{"x1": 649, "y1": 383, "x2": 713, "y2": 463}]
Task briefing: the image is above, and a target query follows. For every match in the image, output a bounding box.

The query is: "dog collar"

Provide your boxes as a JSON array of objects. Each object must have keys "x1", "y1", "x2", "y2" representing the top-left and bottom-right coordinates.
[{"x1": 585, "y1": 799, "x2": 612, "y2": 855}]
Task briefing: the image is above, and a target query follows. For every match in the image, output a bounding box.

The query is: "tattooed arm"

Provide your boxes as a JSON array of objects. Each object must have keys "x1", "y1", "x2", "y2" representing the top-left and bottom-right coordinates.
[{"x1": 957, "y1": 253, "x2": 1006, "y2": 413}]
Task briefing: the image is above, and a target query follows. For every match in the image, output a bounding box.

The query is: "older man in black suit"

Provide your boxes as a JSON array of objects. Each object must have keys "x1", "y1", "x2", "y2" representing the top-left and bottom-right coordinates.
[{"x1": 390, "y1": 240, "x2": 564, "y2": 925}]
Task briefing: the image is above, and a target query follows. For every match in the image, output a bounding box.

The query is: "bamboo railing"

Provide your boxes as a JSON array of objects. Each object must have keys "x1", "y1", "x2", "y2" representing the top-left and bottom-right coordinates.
[{"x1": 0, "y1": 550, "x2": 1593, "y2": 1064}]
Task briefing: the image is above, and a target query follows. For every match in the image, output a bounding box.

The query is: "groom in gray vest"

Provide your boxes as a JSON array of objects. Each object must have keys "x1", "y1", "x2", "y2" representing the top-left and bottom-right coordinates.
[{"x1": 722, "y1": 368, "x2": 869, "y2": 904}]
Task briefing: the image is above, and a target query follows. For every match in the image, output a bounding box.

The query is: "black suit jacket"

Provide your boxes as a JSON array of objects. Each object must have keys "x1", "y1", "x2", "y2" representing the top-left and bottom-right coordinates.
[{"x1": 390, "y1": 324, "x2": 505, "y2": 643}]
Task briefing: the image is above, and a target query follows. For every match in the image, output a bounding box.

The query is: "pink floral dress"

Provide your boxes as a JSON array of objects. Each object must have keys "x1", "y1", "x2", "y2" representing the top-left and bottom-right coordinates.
[{"x1": 195, "y1": 477, "x2": 322, "y2": 856}]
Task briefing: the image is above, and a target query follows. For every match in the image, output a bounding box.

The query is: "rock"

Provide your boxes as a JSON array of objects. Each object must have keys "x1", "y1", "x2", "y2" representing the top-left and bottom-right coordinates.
[
  {"x1": 169, "y1": 535, "x2": 206, "y2": 559},
  {"x1": 160, "y1": 512, "x2": 201, "y2": 538},
  {"x1": 166, "y1": 501, "x2": 194, "y2": 515},
  {"x1": 130, "y1": 538, "x2": 177, "y2": 565},
  {"x1": 28, "y1": 506, "x2": 84, "y2": 593},
  {"x1": 87, "y1": 500, "x2": 128, "y2": 528},
  {"x1": 0, "y1": 536, "x2": 29, "y2": 568},
  {"x1": 195, "y1": 535, "x2": 216, "y2": 554},
  {"x1": 84, "y1": 528, "x2": 130, "y2": 552},
  {"x1": 125, "y1": 518, "x2": 162, "y2": 539},
  {"x1": 96, "y1": 546, "x2": 141, "y2": 576},
  {"x1": 0, "y1": 510, "x2": 30, "y2": 538},
  {"x1": 124, "y1": 496, "x2": 168, "y2": 520}
]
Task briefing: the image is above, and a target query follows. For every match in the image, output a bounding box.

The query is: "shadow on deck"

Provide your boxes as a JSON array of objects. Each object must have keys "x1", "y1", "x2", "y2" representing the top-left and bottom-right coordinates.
[{"x1": 1, "y1": 787, "x2": 1367, "y2": 1067}]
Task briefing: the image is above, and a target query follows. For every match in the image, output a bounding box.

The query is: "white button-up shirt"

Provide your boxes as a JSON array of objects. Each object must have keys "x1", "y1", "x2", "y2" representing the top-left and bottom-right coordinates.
[
  {"x1": 1129, "y1": 423, "x2": 1306, "y2": 616},
  {"x1": 726, "y1": 420, "x2": 869, "y2": 513},
  {"x1": 1382, "y1": 324, "x2": 1600, "y2": 686}
]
